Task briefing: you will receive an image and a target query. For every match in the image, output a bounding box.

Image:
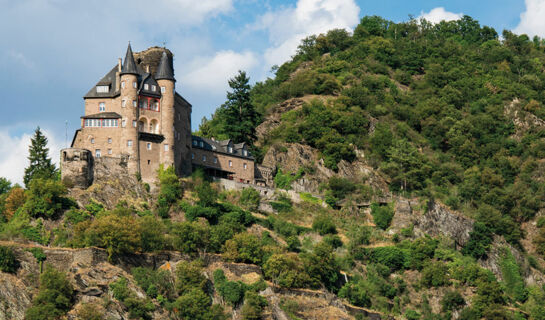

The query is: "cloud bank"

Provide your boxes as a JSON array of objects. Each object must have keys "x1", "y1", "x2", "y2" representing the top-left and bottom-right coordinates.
[
  {"x1": 514, "y1": 0, "x2": 545, "y2": 37},
  {"x1": 419, "y1": 7, "x2": 463, "y2": 24}
]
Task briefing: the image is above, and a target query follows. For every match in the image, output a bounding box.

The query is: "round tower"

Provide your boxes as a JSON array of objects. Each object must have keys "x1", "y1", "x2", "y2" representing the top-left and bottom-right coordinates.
[
  {"x1": 156, "y1": 50, "x2": 176, "y2": 168},
  {"x1": 119, "y1": 43, "x2": 140, "y2": 174}
]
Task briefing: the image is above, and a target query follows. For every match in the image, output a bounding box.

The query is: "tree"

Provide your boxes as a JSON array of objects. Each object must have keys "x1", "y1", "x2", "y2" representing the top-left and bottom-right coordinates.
[
  {"x1": 24, "y1": 127, "x2": 57, "y2": 188},
  {"x1": 25, "y1": 265, "x2": 74, "y2": 320},
  {"x1": 0, "y1": 246, "x2": 18, "y2": 273},
  {"x1": 0, "y1": 177, "x2": 11, "y2": 195},
  {"x1": 214, "y1": 71, "x2": 260, "y2": 144}
]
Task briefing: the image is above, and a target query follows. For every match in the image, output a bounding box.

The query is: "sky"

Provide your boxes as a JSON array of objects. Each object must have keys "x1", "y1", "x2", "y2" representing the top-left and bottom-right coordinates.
[{"x1": 1, "y1": 0, "x2": 544, "y2": 185}]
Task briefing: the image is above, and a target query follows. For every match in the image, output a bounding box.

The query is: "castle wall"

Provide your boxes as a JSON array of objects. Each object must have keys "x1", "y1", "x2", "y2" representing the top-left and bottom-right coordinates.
[
  {"x1": 60, "y1": 148, "x2": 93, "y2": 189},
  {"x1": 138, "y1": 140, "x2": 161, "y2": 183},
  {"x1": 175, "y1": 95, "x2": 192, "y2": 176},
  {"x1": 84, "y1": 97, "x2": 119, "y2": 116},
  {"x1": 157, "y1": 79, "x2": 175, "y2": 168}
]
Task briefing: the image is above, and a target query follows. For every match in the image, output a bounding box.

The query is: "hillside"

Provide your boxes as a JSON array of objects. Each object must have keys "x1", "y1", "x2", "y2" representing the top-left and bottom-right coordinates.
[{"x1": 1, "y1": 15, "x2": 545, "y2": 320}]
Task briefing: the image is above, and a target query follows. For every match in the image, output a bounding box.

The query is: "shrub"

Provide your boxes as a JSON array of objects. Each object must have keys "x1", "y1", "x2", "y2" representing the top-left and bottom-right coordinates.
[
  {"x1": 23, "y1": 178, "x2": 71, "y2": 219},
  {"x1": 370, "y1": 247, "x2": 407, "y2": 271},
  {"x1": 175, "y1": 261, "x2": 207, "y2": 295},
  {"x1": 224, "y1": 233, "x2": 264, "y2": 264},
  {"x1": 173, "y1": 288, "x2": 212, "y2": 320},
  {"x1": 338, "y1": 280, "x2": 371, "y2": 307},
  {"x1": 462, "y1": 222, "x2": 494, "y2": 259},
  {"x1": 77, "y1": 303, "x2": 104, "y2": 320},
  {"x1": 171, "y1": 221, "x2": 210, "y2": 256},
  {"x1": 240, "y1": 188, "x2": 261, "y2": 211},
  {"x1": 110, "y1": 277, "x2": 131, "y2": 301},
  {"x1": 312, "y1": 215, "x2": 337, "y2": 235},
  {"x1": 420, "y1": 261, "x2": 449, "y2": 287},
  {"x1": 132, "y1": 267, "x2": 174, "y2": 300},
  {"x1": 370, "y1": 203, "x2": 394, "y2": 230},
  {"x1": 0, "y1": 246, "x2": 17, "y2": 273},
  {"x1": 270, "y1": 193, "x2": 292, "y2": 213},
  {"x1": 264, "y1": 253, "x2": 313, "y2": 288},
  {"x1": 441, "y1": 290, "x2": 465, "y2": 312},
  {"x1": 274, "y1": 169, "x2": 303, "y2": 190},
  {"x1": 241, "y1": 291, "x2": 267, "y2": 320},
  {"x1": 25, "y1": 266, "x2": 74, "y2": 320},
  {"x1": 404, "y1": 309, "x2": 421, "y2": 320}
]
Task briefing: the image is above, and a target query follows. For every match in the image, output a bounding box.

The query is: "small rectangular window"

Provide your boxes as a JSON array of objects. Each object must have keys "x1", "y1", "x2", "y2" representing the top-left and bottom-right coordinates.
[
  {"x1": 122, "y1": 119, "x2": 126, "y2": 127},
  {"x1": 108, "y1": 149, "x2": 112, "y2": 155},
  {"x1": 147, "y1": 143, "x2": 152, "y2": 150},
  {"x1": 243, "y1": 163, "x2": 247, "y2": 169},
  {"x1": 132, "y1": 120, "x2": 137, "y2": 127},
  {"x1": 164, "y1": 144, "x2": 169, "y2": 151},
  {"x1": 144, "y1": 84, "x2": 149, "y2": 90},
  {"x1": 122, "y1": 99, "x2": 126, "y2": 107},
  {"x1": 151, "y1": 85, "x2": 156, "y2": 91},
  {"x1": 121, "y1": 81, "x2": 125, "y2": 89},
  {"x1": 191, "y1": 153, "x2": 195, "y2": 159},
  {"x1": 128, "y1": 140, "x2": 133, "y2": 147},
  {"x1": 96, "y1": 86, "x2": 109, "y2": 93},
  {"x1": 202, "y1": 155, "x2": 206, "y2": 162},
  {"x1": 133, "y1": 81, "x2": 137, "y2": 88},
  {"x1": 132, "y1": 100, "x2": 137, "y2": 107},
  {"x1": 161, "y1": 86, "x2": 166, "y2": 93},
  {"x1": 108, "y1": 138, "x2": 112, "y2": 144},
  {"x1": 229, "y1": 160, "x2": 232, "y2": 167},
  {"x1": 95, "y1": 149, "x2": 101, "y2": 158},
  {"x1": 214, "y1": 157, "x2": 218, "y2": 164},
  {"x1": 91, "y1": 138, "x2": 95, "y2": 144},
  {"x1": 99, "y1": 102, "x2": 105, "y2": 112},
  {"x1": 193, "y1": 140, "x2": 197, "y2": 146}
]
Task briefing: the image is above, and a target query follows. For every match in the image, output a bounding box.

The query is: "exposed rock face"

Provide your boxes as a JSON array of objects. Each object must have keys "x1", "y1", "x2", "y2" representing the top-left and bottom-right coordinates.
[
  {"x1": 67, "y1": 156, "x2": 149, "y2": 210},
  {"x1": 504, "y1": 98, "x2": 545, "y2": 141},
  {"x1": 0, "y1": 273, "x2": 31, "y2": 320},
  {"x1": 262, "y1": 143, "x2": 389, "y2": 195},
  {"x1": 414, "y1": 200, "x2": 474, "y2": 248}
]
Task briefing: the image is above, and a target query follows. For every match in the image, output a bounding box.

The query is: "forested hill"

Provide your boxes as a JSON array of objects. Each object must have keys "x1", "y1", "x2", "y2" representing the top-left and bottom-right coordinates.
[{"x1": 204, "y1": 15, "x2": 545, "y2": 252}]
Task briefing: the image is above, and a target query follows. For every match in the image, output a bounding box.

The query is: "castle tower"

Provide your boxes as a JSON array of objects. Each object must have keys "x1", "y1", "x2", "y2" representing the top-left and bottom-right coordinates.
[
  {"x1": 119, "y1": 43, "x2": 140, "y2": 173},
  {"x1": 155, "y1": 50, "x2": 176, "y2": 168}
]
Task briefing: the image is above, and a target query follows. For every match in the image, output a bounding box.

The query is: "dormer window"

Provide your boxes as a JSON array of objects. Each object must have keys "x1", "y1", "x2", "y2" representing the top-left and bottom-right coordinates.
[
  {"x1": 228, "y1": 146, "x2": 233, "y2": 153},
  {"x1": 193, "y1": 140, "x2": 197, "y2": 146},
  {"x1": 144, "y1": 84, "x2": 149, "y2": 90},
  {"x1": 199, "y1": 141, "x2": 204, "y2": 148},
  {"x1": 151, "y1": 85, "x2": 156, "y2": 91},
  {"x1": 243, "y1": 150, "x2": 248, "y2": 156},
  {"x1": 96, "y1": 85, "x2": 109, "y2": 93}
]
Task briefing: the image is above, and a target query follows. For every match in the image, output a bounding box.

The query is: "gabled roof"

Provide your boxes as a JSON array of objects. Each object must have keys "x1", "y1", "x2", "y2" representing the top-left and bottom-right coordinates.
[
  {"x1": 81, "y1": 112, "x2": 122, "y2": 119},
  {"x1": 120, "y1": 43, "x2": 138, "y2": 76},
  {"x1": 83, "y1": 66, "x2": 120, "y2": 99},
  {"x1": 139, "y1": 73, "x2": 162, "y2": 98},
  {"x1": 155, "y1": 51, "x2": 175, "y2": 81},
  {"x1": 191, "y1": 135, "x2": 253, "y2": 160}
]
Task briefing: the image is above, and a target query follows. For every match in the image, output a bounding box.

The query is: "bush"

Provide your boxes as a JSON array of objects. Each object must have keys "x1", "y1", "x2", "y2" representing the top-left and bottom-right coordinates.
[
  {"x1": 170, "y1": 221, "x2": 210, "y2": 255},
  {"x1": 23, "y1": 179, "x2": 71, "y2": 219},
  {"x1": 338, "y1": 280, "x2": 371, "y2": 307},
  {"x1": 441, "y1": 290, "x2": 465, "y2": 312},
  {"x1": 175, "y1": 261, "x2": 207, "y2": 295},
  {"x1": 223, "y1": 233, "x2": 264, "y2": 264},
  {"x1": 240, "y1": 188, "x2": 261, "y2": 211},
  {"x1": 0, "y1": 246, "x2": 17, "y2": 273},
  {"x1": 264, "y1": 253, "x2": 313, "y2": 288},
  {"x1": 462, "y1": 222, "x2": 494, "y2": 259},
  {"x1": 241, "y1": 291, "x2": 267, "y2": 320},
  {"x1": 312, "y1": 215, "x2": 337, "y2": 235},
  {"x1": 25, "y1": 266, "x2": 74, "y2": 320},
  {"x1": 404, "y1": 309, "x2": 421, "y2": 320},
  {"x1": 370, "y1": 247, "x2": 407, "y2": 271},
  {"x1": 420, "y1": 261, "x2": 449, "y2": 287},
  {"x1": 370, "y1": 203, "x2": 394, "y2": 230},
  {"x1": 173, "y1": 288, "x2": 213, "y2": 320}
]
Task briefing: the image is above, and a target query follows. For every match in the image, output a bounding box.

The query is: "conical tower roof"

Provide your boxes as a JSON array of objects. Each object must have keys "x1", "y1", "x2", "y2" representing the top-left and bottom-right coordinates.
[
  {"x1": 155, "y1": 50, "x2": 175, "y2": 81},
  {"x1": 121, "y1": 43, "x2": 139, "y2": 75}
]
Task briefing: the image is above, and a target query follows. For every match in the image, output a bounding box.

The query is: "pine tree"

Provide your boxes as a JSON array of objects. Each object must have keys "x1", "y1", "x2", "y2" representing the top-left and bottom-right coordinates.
[
  {"x1": 23, "y1": 127, "x2": 57, "y2": 188},
  {"x1": 216, "y1": 71, "x2": 260, "y2": 144}
]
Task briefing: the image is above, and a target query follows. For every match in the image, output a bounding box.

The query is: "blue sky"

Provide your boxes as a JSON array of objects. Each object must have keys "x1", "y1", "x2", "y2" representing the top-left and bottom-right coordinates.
[{"x1": 1, "y1": 0, "x2": 544, "y2": 184}]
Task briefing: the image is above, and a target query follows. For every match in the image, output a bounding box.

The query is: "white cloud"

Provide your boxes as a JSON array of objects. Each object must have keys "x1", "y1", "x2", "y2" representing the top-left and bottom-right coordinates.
[
  {"x1": 256, "y1": 0, "x2": 361, "y2": 66},
  {"x1": 514, "y1": 0, "x2": 545, "y2": 37},
  {"x1": 0, "y1": 127, "x2": 62, "y2": 186},
  {"x1": 419, "y1": 7, "x2": 463, "y2": 24},
  {"x1": 181, "y1": 50, "x2": 259, "y2": 93}
]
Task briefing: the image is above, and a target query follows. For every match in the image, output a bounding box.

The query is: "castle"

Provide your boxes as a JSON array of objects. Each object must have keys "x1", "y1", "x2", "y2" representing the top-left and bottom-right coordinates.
[{"x1": 61, "y1": 44, "x2": 270, "y2": 188}]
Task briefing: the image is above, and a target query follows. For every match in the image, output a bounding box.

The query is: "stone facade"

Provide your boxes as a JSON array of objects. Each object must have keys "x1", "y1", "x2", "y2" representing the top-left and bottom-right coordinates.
[
  {"x1": 65, "y1": 45, "x2": 191, "y2": 184},
  {"x1": 62, "y1": 43, "x2": 265, "y2": 188}
]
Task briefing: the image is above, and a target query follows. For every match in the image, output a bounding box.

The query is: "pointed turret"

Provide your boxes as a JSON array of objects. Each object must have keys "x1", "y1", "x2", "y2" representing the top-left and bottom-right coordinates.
[
  {"x1": 121, "y1": 43, "x2": 139, "y2": 75},
  {"x1": 155, "y1": 51, "x2": 175, "y2": 81}
]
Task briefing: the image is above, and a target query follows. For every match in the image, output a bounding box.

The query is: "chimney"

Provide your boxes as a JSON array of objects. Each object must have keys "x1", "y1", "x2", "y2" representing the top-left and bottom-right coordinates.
[{"x1": 118, "y1": 58, "x2": 122, "y2": 72}]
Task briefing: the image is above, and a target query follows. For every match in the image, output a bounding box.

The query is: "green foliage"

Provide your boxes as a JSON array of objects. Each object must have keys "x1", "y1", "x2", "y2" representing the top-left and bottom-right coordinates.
[
  {"x1": 0, "y1": 177, "x2": 11, "y2": 196},
  {"x1": 239, "y1": 187, "x2": 261, "y2": 211},
  {"x1": 369, "y1": 246, "x2": 407, "y2": 271},
  {"x1": 269, "y1": 193, "x2": 293, "y2": 213},
  {"x1": 132, "y1": 267, "x2": 174, "y2": 300},
  {"x1": 441, "y1": 290, "x2": 465, "y2": 312},
  {"x1": 312, "y1": 215, "x2": 337, "y2": 235},
  {"x1": 420, "y1": 261, "x2": 449, "y2": 287},
  {"x1": 370, "y1": 203, "x2": 394, "y2": 230},
  {"x1": 175, "y1": 261, "x2": 207, "y2": 295},
  {"x1": 264, "y1": 253, "x2": 314, "y2": 288},
  {"x1": 0, "y1": 246, "x2": 17, "y2": 273},
  {"x1": 170, "y1": 221, "x2": 210, "y2": 256},
  {"x1": 25, "y1": 265, "x2": 74, "y2": 320},
  {"x1": 110, "y1": 277, "x2": 154, "y2": 320},
  {"x1": 462, "y1": 222, "x2": 494, "y2": 259},
  {"x1": 23, "y1": 178, "x2": 71, "y2": 219},
  {"x1": 157, "y1": 165, "x2": 182, "y2": 218},
  {"x1": 24, "y1": 127, "x2": 58, "y2": 188},
  {"x1": 274, "y1": 168, "x2": 303, "y2": 190},
  {"x1": 224, "y1": 233, "x2": 264, "y2": 264},
  {"x1": 404, "y1": 309, "x2": 421, "y2": 320},
  {"x1": 241, "y1": 291, "x2": 267, "y2": 320},
  {"x1": 213, "y1": 269, "x2": 245, "y2": 305},
  {"x1": 499, "y1": 249, "x2": 528, "y2": 302}
]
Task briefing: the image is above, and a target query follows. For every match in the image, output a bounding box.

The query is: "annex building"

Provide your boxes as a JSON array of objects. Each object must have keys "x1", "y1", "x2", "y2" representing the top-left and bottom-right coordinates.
[{"x1": 61, "y1": 44, "x2": 267, "y2": 187}]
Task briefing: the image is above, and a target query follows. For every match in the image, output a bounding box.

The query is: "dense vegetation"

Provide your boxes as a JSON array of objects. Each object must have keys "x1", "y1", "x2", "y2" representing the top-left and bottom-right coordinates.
[{"x1": 1, "y1": 14, "x2": 545, "y2": 320}]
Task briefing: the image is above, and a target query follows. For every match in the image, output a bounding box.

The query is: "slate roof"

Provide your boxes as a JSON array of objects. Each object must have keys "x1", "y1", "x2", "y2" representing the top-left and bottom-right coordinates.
[
  {"x1": 81, "y1": 112, "x2": 122, "y2": 119},
  {"x1": 83, "y1": 66, "x2": 120, "y2": 99},
  {"x1": 155, "y1": 51, "x2": 175, "y2": 81},
  {"x1": 191, "y1": 135, "x2": 254, "y2": 160},
  {"x1": 120, "y1": 43, "x2": 138, "y2": 75},
  {"x1": 139, "y1": 73, "x2": 162, "y2": 98}
]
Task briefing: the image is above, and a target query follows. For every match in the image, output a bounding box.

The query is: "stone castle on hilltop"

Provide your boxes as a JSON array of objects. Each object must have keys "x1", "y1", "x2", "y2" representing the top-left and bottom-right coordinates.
[{"x1": 61, "y1": 44, "x2": 272, "y2": 187}]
